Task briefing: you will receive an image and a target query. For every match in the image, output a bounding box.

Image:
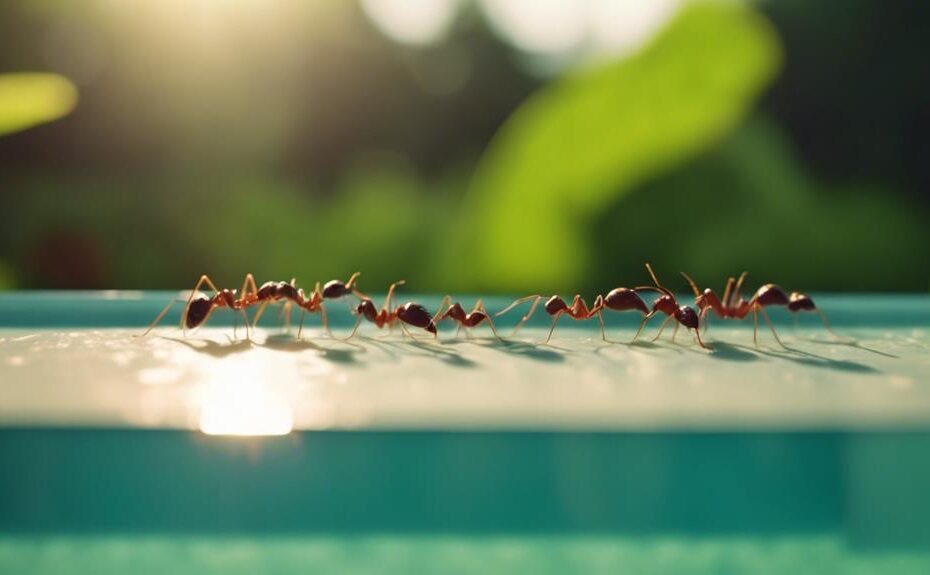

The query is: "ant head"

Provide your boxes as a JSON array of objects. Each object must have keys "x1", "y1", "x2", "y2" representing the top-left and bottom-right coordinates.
[
  {"x1": 675, "y1": 306, "x2": 700, "y2": 330},
  {"x1": 788, "y1": 292, "x2": 815, "y2": 312},
  {"x1": 185, "y1": 296, "x2": 213, "y2": 329},
  {"x1": 354, "y1": 299, "x2": 378, "y2": 322},
  {"x1": 651, "y1": 294, "x2": 678, "y2": 316},
  {"x1": 544, "y1": 296, "x2": 568, "y2": 315}
]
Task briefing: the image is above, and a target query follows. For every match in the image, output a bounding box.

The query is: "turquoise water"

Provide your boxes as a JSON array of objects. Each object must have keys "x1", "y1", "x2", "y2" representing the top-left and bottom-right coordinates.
[
  {"x1": 1, "y1": 430, "x2": 929, "y2": 573},
  {"x1": 1, "y1": 293, "x2": 929, "y2": 573}
]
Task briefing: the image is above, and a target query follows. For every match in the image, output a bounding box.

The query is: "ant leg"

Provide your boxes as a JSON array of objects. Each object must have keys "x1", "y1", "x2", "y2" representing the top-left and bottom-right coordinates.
[
  {"x1": 141, "y1": 298, "x2": 180, "y2": 337},
  {"x1": 632, "y1": 312, "x2": 655, "y2": 342},
  {"x1": 252, "y1": 301, "x2": 270, "y2": 328},
  {"x1": 341, "y1": 316, "x2": 364, "y2": 341},
  {"x1": 814, "y1": 309, "x2": 838, "y2": 338},
  {"x1": 239, "y1": 309, "x2": 251, "y2": 341},
  {"x1": 432, "y1": 295, "x2": 452, "y2": 324},
  {"x1": 297, "y1": 308, "x2": 306, "y2": 340},
  {"x1": 399, "y1": 322, "x2": 415, "y2": 340},
  {"x1": 455, "y1": 324, "x2": 463, "y2": 338},
  {"x1": 753, "y1": 307, "x2": 759, "y2": 345},
  {"x1": 597, "y1": 310, "x2": 608, "y2": 342},
  {"x1": 721, "y1": 276, "x2": 735, "y2": 309},
  {"x1": 319, "y1": 304, "x2": 333, "y2": 338},
  {"x1": 731, "y1": 272, "x2": 748, "y2": 309},
  {"x1": 476, "y1": 300, "x2": 503, "y2": 341},
  {"x1": 345, "y1": 272, "x2": 367, "y2": 299},
  {"x1": 497, "y1": 295, "x2": 543, "y2": 337},
  {"x1": 541, "y1": 311, "x2": 564, "y2": 344},
  {"x1": 240, "y1": 273, "x2": 258, "y2": 300},
  {"x1": 671, "y1": 321, "x2": 679, "y2": 342},
  {"x1": 383, "y1": 280, "x2": 406, "y2": 313},
  {"x1": 759, "y1": 307, "x2": 788, "y2": 350},
  {"x1": 651, "y1": 315, "x2": 674, "y2": 342},
  {"x1": 693, "y1": 327, "x2": 711, "y2": 350}
]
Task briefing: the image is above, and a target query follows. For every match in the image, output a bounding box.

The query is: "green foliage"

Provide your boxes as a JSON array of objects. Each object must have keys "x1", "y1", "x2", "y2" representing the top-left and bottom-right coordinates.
[
  {"x1": 589, "y1": 116, "x2": 930, "y2": 292},
  {"x1": 0, "y1": 73, "x2": 77, "y2": 136},
  {"x1": 456, "y1": 2, "x2": 782, "y2": 291}
]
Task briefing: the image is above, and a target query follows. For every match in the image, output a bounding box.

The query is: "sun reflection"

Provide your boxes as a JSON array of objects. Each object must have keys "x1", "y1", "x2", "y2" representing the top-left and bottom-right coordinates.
[{"x1": 197, "y1": 358, "x2": 294, "y2": 436}]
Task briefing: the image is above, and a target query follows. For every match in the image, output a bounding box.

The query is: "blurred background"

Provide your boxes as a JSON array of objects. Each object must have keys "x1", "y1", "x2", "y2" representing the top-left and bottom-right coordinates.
[{"x1": 0, "y1": 0, "x2": 928, "y2": 295}]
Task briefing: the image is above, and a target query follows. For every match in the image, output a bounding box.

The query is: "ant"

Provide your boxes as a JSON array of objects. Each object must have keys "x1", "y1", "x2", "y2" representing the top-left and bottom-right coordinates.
[
  {"x1": 251, "y1": 272, "x2": 364, "y2": 338},
  {"x1": 680, "y1": 271, "x2": 835, "y2": 349},
  {"x1": 634, "y1": 264, "x2": 710, "y2": 350},
  {"x1": 344, "y1": 280, "x2": 437, "y2": 340},
  {"x1": 433, "y1": 297, "x2": 502, "y2": 340},
  {"x1": 496, "y1": 294, "x2": 606, "y2": 344},
  {"x1": 496, "y1": 286, "x2": 653, "y2": 344},
  {"x1": 141, "y1": 273, "x2": 260, "y2": 339}
]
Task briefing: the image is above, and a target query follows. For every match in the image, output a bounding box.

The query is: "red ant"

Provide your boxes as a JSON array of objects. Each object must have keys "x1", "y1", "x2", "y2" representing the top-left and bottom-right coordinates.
[
  {"x1": 141, "y1": 273, "x2": 260, "y2": 339},
  {"x1": 633, "y1": 264, "x2": 710, "y2": 350},
  {"x1": 251, "y1": 272, "x2": 364, "y2": 338},
  {"x1": 141, "y1": 272, "x2": 364, "y2": 340},
  {"x1": 344, "y1": 280, "x2": 437, "y2": 340},
  {"x1": 679, "y1": 271, "x2": 835, "y2": 349},
  {"x1": 496, "y1": 294, "x2": 606, "y2": 344},
  {"x1": 496, "y1": 286, "x2": 653, "y2": 344},
  {"x1": 433, "y1": 297, "x2": 502, "y2": 340}
]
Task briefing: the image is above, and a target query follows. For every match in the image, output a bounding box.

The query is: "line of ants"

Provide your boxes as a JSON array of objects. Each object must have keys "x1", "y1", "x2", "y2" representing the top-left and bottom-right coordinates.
[{"x1": 141, "y1": 264, "x2": 837, "y2": 351}]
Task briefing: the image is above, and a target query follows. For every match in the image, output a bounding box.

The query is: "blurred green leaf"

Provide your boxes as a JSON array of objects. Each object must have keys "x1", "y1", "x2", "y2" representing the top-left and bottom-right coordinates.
[
  {"x1": 0, "y1": 73, "x2": 77, "y2": 136},
  {"x1": 460, "y1": 2, "x2": 782, "y2": 291}
]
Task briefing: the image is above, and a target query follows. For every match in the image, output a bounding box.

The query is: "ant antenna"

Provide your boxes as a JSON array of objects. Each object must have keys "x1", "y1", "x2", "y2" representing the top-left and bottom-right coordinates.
[
  {"x1": 645, "y1": 263, "x2": 663, "y2": 289},
  {"x1": 637, "y1": 263, "x2": 672, "y2": 297},
  {"x1": 680, "y1": 272, "x2": 701, "y2": 298}
]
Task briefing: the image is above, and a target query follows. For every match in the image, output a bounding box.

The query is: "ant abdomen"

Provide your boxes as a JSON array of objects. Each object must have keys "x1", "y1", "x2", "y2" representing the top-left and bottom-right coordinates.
[
  {"x1": 604, "y1": 288, "x2": 648, "y2": 314},
  {"x1": 544, "y1": 296, "x2": 568, "y2": 315},
  {"x1": 397, "y1": 303, "x2": 436, "y2": 333},
  {"x1": 186, "y1": 297, "x2": 213, "y2": 328},
  {"x1": 322, "y1": 280, "x2": 350, "y2": 299},
  {"x1": 755, "y1": 284, "x2": 790, "y2": 307},
  {"x1": 788, "y1": 292, "x2": 816, "y2": 312},
  {"x1": 257, "y1": 281, "x2": 300, "y2": 302},
  {"x1": 465, "y1": 311, "x2": 488, "y2": 327},
  {"x1": 355, "y1": 299, "x2": 378, "y2": 322},
  {"x1": 675, "y1": 306, "x2": 700, "y2": 330}
]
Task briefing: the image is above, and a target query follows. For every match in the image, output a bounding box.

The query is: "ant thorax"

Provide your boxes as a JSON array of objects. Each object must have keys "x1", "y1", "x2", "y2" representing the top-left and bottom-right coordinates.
[{"x1": 652, "y1": 294, "x2": 678, "y2": 316}]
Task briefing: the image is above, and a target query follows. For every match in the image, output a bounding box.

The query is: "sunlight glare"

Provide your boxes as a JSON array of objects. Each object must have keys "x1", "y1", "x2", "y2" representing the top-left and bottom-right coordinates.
[
  {"x1": 361, "y1": 0, "x2": 461, "y2": 45},
  {"x1": 198, "y1": 360, "x2": 294, "y2": 436}
]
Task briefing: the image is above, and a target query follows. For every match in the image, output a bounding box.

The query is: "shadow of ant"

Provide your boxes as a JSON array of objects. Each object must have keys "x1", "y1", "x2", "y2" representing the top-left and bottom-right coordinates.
[
  {"x1": 800, "y1": 336, "x2": 899, "y2": 359},
  {"x1": 261, "y1": 333, "x2": 366, "y2": 365},
  {"x1": 374, "y1": 337, "x2": 479, "y2": 368},
  {"x1": 477, "y1": 338, "x2": 567, "y2": 363},
  {"x1": 727, "y1": 342, "x2": 878, "y2": 374},
  {"x1": 705, "y1": 341, "x2": 759, "y2": 362},
  {"x1": 163, "y1": 333, "x2": 366, "y2": 366},
  {"x1": 162, "y1": 336, "x2": 253, "y2": 358}
]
